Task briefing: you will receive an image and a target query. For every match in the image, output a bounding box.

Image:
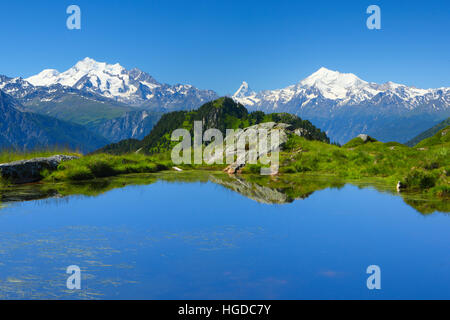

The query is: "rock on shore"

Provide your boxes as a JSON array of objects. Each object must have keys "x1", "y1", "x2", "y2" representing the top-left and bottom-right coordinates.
[{"x1": 0, "y1": 155, "x2": 78, "y2": 184}]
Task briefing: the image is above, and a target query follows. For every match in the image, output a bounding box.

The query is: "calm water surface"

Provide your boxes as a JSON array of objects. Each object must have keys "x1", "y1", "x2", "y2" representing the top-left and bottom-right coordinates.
[{"x1": 0, "y1": 178, "x2": 448, "y2": 299}]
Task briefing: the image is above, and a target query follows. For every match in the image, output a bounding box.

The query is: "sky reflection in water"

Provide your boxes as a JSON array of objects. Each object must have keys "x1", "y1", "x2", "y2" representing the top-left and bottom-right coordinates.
[{"x1": 0, "y1": 180, "x2": 448, "y2": 299}]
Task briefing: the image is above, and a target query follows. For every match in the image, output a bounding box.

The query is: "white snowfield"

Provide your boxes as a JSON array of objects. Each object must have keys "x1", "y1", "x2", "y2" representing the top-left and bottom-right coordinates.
[{"x1": 232, "y1": 67, "x2": 449, "y2": 110}]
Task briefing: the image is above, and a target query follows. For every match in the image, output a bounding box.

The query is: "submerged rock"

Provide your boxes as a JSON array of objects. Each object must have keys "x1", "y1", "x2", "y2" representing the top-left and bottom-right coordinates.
[{"x1": 0, "y1": 155, "x2": 78, "y2": 184}]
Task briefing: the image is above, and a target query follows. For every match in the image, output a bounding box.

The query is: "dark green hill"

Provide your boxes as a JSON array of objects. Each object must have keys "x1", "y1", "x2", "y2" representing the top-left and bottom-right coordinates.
[
  {"x1": 406, "y1": 118, "x2": 450, "y2": 147},
  {"x1": 95, "y1": 97, "x2": 330, "y2": 155}
]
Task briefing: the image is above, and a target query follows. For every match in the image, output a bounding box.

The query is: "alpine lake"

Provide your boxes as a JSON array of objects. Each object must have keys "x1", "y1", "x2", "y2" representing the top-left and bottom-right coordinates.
[{"x1": 0, "y1": 171, "x2": 448, "y2": 299}]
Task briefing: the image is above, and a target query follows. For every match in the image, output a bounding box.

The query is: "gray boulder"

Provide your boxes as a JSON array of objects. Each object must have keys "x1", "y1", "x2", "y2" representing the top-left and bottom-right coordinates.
[
  {"x1": 211, "y1": 122, "x2": 289, "y2": 175},
  {"x1": 0, "y1": 155, "x2": 78, "y2": 184},
  {"x1": 357, "y1": 134, "x2": 369, "y2": 142}
]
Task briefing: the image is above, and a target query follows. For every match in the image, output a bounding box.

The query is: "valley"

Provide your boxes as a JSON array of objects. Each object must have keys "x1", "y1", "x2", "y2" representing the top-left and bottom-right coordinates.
[{"x1": 1, "y1": 58, "x2": 449, "y2": 152}]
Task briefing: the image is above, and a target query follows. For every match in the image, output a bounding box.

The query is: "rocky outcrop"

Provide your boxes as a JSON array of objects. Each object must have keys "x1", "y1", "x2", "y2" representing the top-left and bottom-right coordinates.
[
  {"x1": 357, "y1": 134, "x2": 369, "y2": 142},
  {"x1": 207, "y1": 122, "x2": 295, "y2": 174},
  {"x1": 0, "y1": 155, "x2": 78, "y2": 184}
]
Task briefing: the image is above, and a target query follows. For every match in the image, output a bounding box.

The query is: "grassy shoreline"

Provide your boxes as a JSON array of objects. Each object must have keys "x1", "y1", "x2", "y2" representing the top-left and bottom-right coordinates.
[
  {"x1": 42, "y1": 153, "x2": 170, "y2": 182},
  {"x1": 274, "y1": 134, "x2": 449, "y2": 198},
  {"x1": 1, "y1": 129, "x2": 449, "y2": 200}
]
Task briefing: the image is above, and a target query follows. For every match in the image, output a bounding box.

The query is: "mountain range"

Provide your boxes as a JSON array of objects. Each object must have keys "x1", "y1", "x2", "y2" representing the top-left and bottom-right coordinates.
[
  {"x1": 232, "y1": 68, "x2": 450, "y2": 143},
  {"x1": 25, "y1": 57, "x2": 218, "y2": 109},
  {"x1": 0, "y1": 58, "x2": 219, "y2": 150},
  {"x1": 0, "y1": 58, "x2": 449, "y2": 151}
]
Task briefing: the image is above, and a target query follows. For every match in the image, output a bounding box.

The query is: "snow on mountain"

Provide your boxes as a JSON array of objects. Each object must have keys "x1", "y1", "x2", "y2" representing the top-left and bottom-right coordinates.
[
  {"x1": 232, "y1": 67, "x2": 449, "y2": 110},
  {"x1": 26, "y1": 69, "x2": 60, "y2": 86},
  {"x1": 233, "y1": 81, "x2": 260, "y2": 105},
  {"x1": 0, "y1": 75, "x2": 36, "y2": 100},
  {"x1": 232, "y1": 67, "x2": 450, "y2": 143},
  {"x1": 26, "y1": 57, "x2": 218, "y2": 107},
  {"x1": 233, "y1": 81, "x2": 253, "y2": 98},
  {"x1": 299, "y1": 67, "x2": 381, "y2": 102},
  {"x1": 4, "y1": 62, "x2": 449, "y2": 144},
  {"x1": 26, "y1": 57, "x2": 153, "y2": 101}
]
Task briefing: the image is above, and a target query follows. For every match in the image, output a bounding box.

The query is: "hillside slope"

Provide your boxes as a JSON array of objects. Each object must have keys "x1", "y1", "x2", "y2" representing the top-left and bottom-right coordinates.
[
  {"x1": 95, "y1": 97, "x2": 330, "y2": 155},
  {"x1": 88, "y1": 110, "x2": 162, "y2": 143},
  {"x1": 406, "y1": 118, "x2": 450, "y2": 147},
  {"x1": 0, "y1": 91, "x2": 108, "y2": 153},
  {"x1": 414, "y1": 125, "x2": 450, "y2": 148}
]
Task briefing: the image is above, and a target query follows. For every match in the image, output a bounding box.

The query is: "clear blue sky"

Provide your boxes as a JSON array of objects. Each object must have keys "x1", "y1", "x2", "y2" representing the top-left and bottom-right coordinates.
[{"x1": 0, "y1": 0, "x2": 448, "y2": 94}]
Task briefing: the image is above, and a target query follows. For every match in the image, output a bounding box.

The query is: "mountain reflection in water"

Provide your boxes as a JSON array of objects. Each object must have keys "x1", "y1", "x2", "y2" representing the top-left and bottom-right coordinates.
[{"x1": 0, "y1": 172, "x2": 447, "y2": 214}]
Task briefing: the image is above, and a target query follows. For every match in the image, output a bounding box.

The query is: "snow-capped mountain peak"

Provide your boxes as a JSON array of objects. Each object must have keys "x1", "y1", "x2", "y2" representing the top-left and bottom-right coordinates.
[
  {"x1": 302, "y1": 67, "x2": 365, "y2": 86},
  {"x1": 232, "y1": 81, "x2": 260, "y2": 105},
  {"x1": 26, "y1": 57, "x2": 127, "y2": 88},
  {"x1": 299, "y1": 67, "x2": 371, "y2": 100},
  {"x1": 72, "y1": 57, "x2": 125, "y2": 79},
  {"x1": 24, "y1": 58, "x2": 218, "y2": 106},
  {"x1": 233, "y1": 81, "x2": 254, "y2": 98}
]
